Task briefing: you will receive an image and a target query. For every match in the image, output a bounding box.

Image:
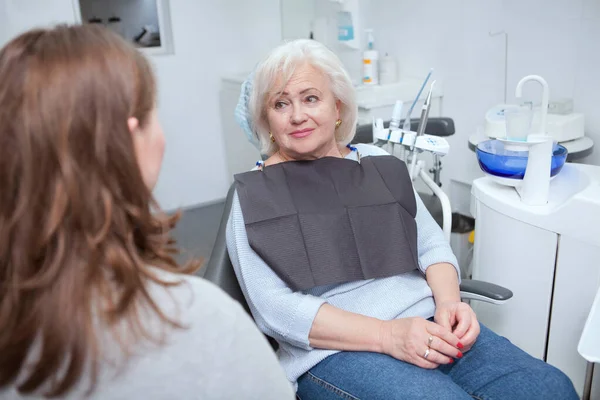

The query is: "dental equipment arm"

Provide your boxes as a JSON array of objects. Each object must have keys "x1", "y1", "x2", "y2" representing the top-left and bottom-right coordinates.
[
  {"x1": 419, "y1": 161, "x2": 451, "y2": 241},
  {"x1": 402, "y1": 68, "x2": 433, "y2": 131},
  {"x1": 414, "y1": 81, "x2": 436, "y2": 144},
  {"x1": 399, "y1": 69, "x2": 433, "y2": 160},
  {"x1": 409, "y1": 81, "x2": 436, "y2": 178}
]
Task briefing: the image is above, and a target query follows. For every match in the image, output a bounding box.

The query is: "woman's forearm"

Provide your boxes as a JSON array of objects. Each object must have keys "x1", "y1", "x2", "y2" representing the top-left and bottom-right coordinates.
[
  {"x1": 308, "y1": 303, "x2": 384, "y2": 352},
  {"x1": 308, "y1": 264, "x2": 460, "y2": 351},
  {"x1": 425, "y1": 262, "x2": 461, "y2": 305}
]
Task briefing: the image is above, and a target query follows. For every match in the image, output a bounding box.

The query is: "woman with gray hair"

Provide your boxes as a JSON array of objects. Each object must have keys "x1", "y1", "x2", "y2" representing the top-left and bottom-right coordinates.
[{"x1": 227, "y1": 39, "x2": 577, "y2": 399}]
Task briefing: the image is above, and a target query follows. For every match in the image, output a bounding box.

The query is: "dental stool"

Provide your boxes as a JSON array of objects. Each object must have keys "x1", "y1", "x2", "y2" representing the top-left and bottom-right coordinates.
[
  {"x1": 354, "y1": 117, "x2": 455, "y2": 228},
  {"x1": 202, "y1": 184, "x2": 513, "y2": 351}
]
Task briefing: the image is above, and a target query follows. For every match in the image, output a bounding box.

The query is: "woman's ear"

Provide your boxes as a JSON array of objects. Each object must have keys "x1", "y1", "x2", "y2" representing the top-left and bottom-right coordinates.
[
  {"x1": 127, "y1": 117, "x2": 140, "y2": 135},
  {"x1": 335, "y1": 99, "x2": 341, "y2": 119}
]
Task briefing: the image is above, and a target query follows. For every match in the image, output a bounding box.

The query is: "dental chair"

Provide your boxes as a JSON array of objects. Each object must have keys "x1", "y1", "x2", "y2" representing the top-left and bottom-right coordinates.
[{"x1": 203, "y1": 183, "x2": 513, "y2": 350}]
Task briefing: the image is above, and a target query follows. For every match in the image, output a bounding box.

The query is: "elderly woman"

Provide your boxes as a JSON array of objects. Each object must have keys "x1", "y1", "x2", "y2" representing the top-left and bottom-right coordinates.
[{"x1": 227, "y1": 39, "x2": 577, "y2": 399}]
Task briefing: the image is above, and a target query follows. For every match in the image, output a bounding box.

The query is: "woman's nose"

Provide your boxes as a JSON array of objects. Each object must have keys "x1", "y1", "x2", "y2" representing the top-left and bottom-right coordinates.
[{"x1": 290, "y1": 106, "x2": 308, "y2": 125}]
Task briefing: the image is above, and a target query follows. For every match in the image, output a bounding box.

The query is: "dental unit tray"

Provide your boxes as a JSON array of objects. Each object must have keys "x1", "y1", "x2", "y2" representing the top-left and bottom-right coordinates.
[
  {"x1": 354, "y1": 117, "x2": 455, "y2": 142},
  {"x1": 372, "y1": 125, "x2": 450, "y2": 156}
]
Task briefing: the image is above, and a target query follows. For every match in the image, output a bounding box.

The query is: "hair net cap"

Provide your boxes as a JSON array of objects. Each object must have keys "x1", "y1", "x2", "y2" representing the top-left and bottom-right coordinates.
[{"x1": 234, "y1": 71, "x2": 260, "y2": 149}]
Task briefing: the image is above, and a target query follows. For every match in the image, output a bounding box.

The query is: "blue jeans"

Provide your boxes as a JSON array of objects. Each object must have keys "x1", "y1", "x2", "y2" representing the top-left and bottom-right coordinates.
[{"x1": 297, "y1": 324, "x2": 578, "y2": 400}]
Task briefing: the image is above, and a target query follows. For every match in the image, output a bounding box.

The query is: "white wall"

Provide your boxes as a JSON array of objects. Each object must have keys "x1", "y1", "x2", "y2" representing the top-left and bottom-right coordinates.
[
  {"x1": 280, "y1": 0, "x2": 365, "y2": 85},
  {"x1": 0, "y1": 0, "x2": 77, "y2": 45},
  {"x1": 281, "y1": 0, "x2": 314, "y2": 40},
  {"x1": 0, "y1": 0, "x2": 282, "y2": 211},
  {"x1": 363, "y1": 0, "x2": 600, "y2": 210},
  {"x1": 151, "y1": 0, "x2": 281, "y2": 210}
]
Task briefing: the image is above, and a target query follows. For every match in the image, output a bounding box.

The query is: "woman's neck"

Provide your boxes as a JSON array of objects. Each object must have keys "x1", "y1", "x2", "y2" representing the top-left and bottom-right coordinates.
[{"x1": 271, "y1": 142, "x2": 350, "y2": 165}]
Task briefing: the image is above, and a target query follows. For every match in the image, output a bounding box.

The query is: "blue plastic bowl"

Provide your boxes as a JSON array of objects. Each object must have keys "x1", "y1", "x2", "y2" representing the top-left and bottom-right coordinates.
[{"x1": 476, "y1": 140, "x2": 568, "y2": 179}]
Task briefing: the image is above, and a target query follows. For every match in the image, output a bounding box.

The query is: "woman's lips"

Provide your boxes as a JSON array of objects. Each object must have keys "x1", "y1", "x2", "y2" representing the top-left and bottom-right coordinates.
[{"x1": 290, "y1": 128, "x2": 314, "y2": 138}]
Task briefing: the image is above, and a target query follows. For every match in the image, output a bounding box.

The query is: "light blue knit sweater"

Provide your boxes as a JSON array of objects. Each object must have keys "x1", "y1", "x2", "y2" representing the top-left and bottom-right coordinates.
[{"x1": 226, "y1": 143, "x2": 460, "y2": 389}]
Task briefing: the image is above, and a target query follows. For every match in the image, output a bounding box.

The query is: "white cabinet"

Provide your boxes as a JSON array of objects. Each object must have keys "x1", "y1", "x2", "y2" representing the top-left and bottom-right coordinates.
[
  {"x1": 471, "y1": 164, "x2": 600, "y2": 398},
  {"x1": 549, "y1": 237, "x2": 600, "y2": 395},
  {"x1": 470, "y1": 202, "x2": 558, "y2": 359}
]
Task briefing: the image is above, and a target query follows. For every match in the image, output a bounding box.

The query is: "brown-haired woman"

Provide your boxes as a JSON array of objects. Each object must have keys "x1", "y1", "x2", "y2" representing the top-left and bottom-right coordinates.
[{"x1": 0, "y1": 25, "x2": 294, "y2": 399}]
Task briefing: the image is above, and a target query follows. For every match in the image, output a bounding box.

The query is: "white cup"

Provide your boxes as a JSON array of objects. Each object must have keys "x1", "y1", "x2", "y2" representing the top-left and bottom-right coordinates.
[{"x1": 504, "y1": 106, "x2": 533, "y2": 141}]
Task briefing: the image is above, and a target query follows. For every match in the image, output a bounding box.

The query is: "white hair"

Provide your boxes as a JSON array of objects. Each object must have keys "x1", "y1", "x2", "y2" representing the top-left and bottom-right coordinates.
[{"x1": 249, "y1": 39, "x2": 357, "y2": 156}]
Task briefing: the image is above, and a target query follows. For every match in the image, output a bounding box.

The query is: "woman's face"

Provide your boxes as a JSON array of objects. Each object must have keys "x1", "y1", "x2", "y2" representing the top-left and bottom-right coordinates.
[
  {"x1": 130, "y1": 108, "x2": 166, "y2": 190},
  {"x1": 266, "y1": 63, "x2": 341, "y2": 159}
]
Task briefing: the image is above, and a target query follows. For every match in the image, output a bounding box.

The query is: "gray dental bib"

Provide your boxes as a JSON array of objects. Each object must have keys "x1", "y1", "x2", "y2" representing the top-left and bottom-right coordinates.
[{"x1": 234, "y1": 155, "x2": 418, "y2": 292}]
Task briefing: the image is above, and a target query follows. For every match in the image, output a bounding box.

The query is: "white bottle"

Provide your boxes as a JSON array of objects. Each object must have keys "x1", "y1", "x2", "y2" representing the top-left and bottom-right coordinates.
[
  {"x1": 380, "y1": 53, "x2": 398, "y2": 85},
  {"x1": 363, "y1": 29, "x2": 379, "y2": 85}
]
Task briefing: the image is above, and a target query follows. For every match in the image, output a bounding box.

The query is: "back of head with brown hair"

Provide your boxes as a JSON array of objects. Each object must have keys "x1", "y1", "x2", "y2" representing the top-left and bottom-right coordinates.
[{"x1": 0, "y1": 24, "x2": 200, "y2": 397}]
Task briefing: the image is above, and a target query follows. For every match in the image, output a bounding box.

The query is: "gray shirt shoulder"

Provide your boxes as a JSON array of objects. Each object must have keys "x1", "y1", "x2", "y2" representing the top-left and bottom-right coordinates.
[{"x1": 1, "y1": 272, "x2": 294, "y2": 400}]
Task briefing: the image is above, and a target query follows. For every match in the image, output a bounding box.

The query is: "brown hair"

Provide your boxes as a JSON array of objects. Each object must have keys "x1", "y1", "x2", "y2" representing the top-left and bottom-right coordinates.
[{"x1": 0, "y1": 25, "x2": 200, "y2": 396}]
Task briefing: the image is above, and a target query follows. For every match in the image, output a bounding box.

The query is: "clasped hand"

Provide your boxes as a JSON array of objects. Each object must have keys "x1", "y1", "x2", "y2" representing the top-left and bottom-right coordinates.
[{"x1": 379, "y1": 302, "x2": 479, "y2": 369}]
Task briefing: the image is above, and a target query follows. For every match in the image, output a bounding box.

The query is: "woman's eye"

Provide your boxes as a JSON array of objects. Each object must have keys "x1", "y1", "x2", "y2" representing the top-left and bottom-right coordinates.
[
  {"x1": 274, "y1": 101, "x2": 287, "y2": 109},
  {"x1": 306, "y1": 95, "x2": 319, "y2": 103}
]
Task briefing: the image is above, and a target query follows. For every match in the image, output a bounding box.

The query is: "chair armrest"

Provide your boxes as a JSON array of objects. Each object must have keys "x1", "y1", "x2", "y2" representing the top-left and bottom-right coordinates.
[{"x1": 460, "y1": 279, "x2": 513, "y2": 305}]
